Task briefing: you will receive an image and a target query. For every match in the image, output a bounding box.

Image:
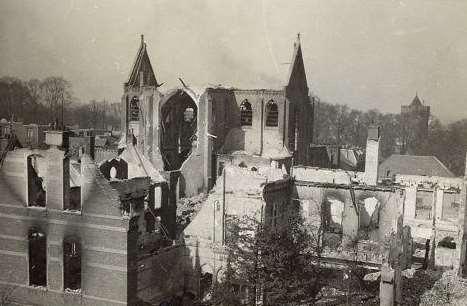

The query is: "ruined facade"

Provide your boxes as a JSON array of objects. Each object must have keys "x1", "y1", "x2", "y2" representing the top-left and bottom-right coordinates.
[
  {"x1": 120, "y1": 35, "x2": 313, "y2": 199},
  {"x1": 0, "y1": 130, "x2": 178, "y2": 305}
]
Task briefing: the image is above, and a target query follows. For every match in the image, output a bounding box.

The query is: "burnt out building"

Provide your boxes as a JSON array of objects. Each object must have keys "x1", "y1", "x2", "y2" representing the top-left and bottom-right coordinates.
[
  {"x1": 120, "y1": 34, "x2": 314, "y2": 199},
  {"x1": 0, "y1": 130, "x2": 175, "y2": 305}
]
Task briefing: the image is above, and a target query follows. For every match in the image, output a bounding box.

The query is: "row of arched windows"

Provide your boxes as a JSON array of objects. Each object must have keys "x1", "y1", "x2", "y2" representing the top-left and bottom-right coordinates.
[
  {"x1": 28, "y1": 229, "x2": 81, "y2": 290},
  {"x1": 240, "y1": 99, "x2": 279, "y2": 127}
]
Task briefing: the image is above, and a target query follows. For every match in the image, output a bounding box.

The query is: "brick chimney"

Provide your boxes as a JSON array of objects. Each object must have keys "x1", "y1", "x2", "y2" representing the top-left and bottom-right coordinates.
[
  {"x1": 364, "y1": 125, "x2": 381, "y2": 185},
  {"x1": 45, "y1": 131, "x2": 70, "y2": 209}
]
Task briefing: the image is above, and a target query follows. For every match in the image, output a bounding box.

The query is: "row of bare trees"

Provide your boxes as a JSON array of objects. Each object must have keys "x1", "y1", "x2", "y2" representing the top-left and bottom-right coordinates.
[
  {"x1": 313, "y1": 100, "x2": 467, "y2": 176},
  {"x1": 0, "y1": 76, "x2": 120, "y2": 130},
  {"x1": 0, "y1": 76, "x2": 73, "y2": 126}
]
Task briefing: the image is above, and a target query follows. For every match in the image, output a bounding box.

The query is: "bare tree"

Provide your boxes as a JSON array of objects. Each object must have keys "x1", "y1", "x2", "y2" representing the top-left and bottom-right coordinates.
[{"x1": 40, "y1": 76, "x2": 73, "y2": 127}]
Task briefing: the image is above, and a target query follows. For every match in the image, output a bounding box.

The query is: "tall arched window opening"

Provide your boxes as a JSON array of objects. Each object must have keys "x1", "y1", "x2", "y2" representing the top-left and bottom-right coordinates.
[
  {"x1": 29, "y1": 228, "x2": 47, "y2": 286},
  {"x1": 27, "y1": 154, "x2": 46, "y2": 207},
  {"x1": 63, "y1": 237, "x2": 81, "y2": 290},
  {"x1": 240, "y1": 100, "x2": 253, "y2": 126},
  {"x1": 265, "y1": 100, "x2": 278, "y2": 127}
]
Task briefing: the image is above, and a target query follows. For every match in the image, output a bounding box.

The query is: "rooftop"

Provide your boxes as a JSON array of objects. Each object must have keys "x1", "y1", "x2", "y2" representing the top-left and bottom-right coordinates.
[{"x1": 379, "y1": 154, "x2": 455, "y2": 179}]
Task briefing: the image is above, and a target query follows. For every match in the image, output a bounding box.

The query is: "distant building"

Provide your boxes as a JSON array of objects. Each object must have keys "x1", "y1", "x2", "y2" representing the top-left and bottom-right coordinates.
[{"x1": 400, "y1": 94, "x2": 430, "y2": 154}]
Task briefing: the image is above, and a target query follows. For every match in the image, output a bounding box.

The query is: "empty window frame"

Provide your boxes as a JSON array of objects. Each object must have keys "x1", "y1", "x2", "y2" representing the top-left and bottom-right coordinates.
[
  {"x1": 26, "y1": 128, "x2": 34, "y2": 144},
  {"x1": 359, "y1": 197, "x2": 380, "y2": 229},
  {"x1": 323, "y1": 196, "x2": 344, "y2": 234},
  {"x1": 27, "y1": 155, "x2": 46, "y2": 207},
  {"x1": 265, "y1": 100, "x2": 278, "y2": 127},
  {"x1": 29, "y1": 229, "x2": 47, "y2": 286},
  {"x1": 68, "y1": 187, "x2": 81, "y2": 211},
  {"x1": 240, "y1": 100, "x2": 253, "y2": 126},
  {"x1": 63, "y1": 237, "x2": 81, "y2": 290}
]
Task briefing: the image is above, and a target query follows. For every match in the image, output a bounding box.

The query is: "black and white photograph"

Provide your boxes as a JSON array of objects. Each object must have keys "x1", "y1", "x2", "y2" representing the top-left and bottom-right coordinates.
[{"x1": 1, "y1": 1, "x2": 467, "y2": 305}]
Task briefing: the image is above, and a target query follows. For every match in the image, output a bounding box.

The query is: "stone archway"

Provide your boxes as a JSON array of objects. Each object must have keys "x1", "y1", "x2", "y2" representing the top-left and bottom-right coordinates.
[{"x1": 160, "y1": 89, "x2": 198, "y2": 171}]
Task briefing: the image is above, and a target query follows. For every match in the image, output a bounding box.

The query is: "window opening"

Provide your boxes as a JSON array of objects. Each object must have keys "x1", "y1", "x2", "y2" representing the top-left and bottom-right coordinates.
[
  {"x1": 63, "y1": 237, "x2": 81, "y2": 290},
  {"x1": 265, "y1": 100, "x2": 278, "y2": 127},
  {"x1": 29, "y1": 229, "x2": 47, "y2": 286},
  {"x1": 240, "y1": 100, "x2": 253, "y2": 126}
]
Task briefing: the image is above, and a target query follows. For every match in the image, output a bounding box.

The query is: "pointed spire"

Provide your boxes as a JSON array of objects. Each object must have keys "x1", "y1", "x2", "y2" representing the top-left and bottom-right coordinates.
[
  {"x1": 285, "y1": 34, "x2": 308, "y2": 91},
  {"x1": 140, "y1": 34, "x2": 146, "y2": 50},
  {"x1": 125, "y1": 34, "x2": 160, "y2": 88},
  {"x1": 294, "y1": 32, "x2": 301, "y2": 48},
  {"x1": 411, "y1": 92, "x2": 422, "y2": 106}
]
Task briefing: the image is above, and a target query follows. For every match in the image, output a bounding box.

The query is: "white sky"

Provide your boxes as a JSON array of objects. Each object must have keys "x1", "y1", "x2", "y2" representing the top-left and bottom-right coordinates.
[{"x1": 1, "y1": 0, "x2": 466, "y2": 122}]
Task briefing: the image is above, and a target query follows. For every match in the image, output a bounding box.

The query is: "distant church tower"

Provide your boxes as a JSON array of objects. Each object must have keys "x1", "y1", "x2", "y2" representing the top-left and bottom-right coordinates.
[{"x1": 400, "y1": 94, "x2": 430, "y2": 154}]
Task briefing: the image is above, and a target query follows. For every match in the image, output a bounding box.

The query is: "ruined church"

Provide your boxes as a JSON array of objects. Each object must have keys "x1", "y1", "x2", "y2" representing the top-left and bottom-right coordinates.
[{"x1": 120, "y1": 34, "x2": 314, "y2": 198}]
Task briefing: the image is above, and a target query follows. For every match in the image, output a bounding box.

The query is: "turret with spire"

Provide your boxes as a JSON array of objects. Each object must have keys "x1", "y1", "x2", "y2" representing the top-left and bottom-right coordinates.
[{"x1": 125, "y1": 34, "x2": 161, "y2": 89}]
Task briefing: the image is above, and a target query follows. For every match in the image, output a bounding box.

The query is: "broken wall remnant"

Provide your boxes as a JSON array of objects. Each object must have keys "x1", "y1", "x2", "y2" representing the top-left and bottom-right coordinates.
[
  {"x1": 0, "y1": 139, "x2": 174, "y2": 305},
  {"x1": 395, "y1": 173, "x2": 466, "y2": 270},
  {"x1": 292, "y1": 164, "x2": 411, "y2": 270},
  {"x1": 183, "y1": 165, "x2": 291, "y2": 286},
  {"x1": 294, "y1": 179, "x2": 404, "y2": 243},
  {"x1": 293, "y1": 149, "x2": 467, "y2": 271},
  {"x1": 364, "y1": 125, "x2": 381, "y2": 186}
]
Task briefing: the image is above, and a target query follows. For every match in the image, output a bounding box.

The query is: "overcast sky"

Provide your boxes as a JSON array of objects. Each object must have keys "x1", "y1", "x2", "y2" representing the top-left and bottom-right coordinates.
[{"x1": 1, "y1": 0, "x2": 466, "y2": 122}]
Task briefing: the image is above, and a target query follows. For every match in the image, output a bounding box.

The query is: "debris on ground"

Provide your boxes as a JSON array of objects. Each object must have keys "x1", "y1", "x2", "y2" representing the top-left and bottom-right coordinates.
[
  {"x1": 420, "y1": 270, "x2": 467, "y2": 305},
  {"x1": 176, "y1": 193, "x2": 208, "y2": 231}
]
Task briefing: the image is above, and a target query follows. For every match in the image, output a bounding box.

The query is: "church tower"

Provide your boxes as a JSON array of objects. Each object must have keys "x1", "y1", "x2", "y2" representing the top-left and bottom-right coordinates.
[
  {"x1": 121, "y1": 35, "x2": 164, "y2": 167},
  {"x1": 400, "y1": 94, "x2": 430, "y2": 155}
]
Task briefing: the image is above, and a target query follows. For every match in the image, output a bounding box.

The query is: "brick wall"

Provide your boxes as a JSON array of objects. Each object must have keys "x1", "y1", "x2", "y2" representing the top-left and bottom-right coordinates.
[{"x1": 0, "y1": 149, "x2": 132, "y2": 306}]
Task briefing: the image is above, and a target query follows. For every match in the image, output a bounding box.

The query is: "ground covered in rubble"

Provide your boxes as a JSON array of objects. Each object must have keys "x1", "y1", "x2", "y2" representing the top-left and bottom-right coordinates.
[
  {"x1": 355, "y1": 269, "x2": 467, "y2": 306},
  {"x1": 176, "y1": 193, "x2": 208, "y2": 233},
  {"x1": 419, "y1": 270, "x2": 467, "y2": 305}
]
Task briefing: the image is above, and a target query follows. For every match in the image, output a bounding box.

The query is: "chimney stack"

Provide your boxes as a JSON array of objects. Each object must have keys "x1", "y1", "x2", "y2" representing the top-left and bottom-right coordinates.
[
  {"x1": 45, "y1": 131, "x2": 70, "y2": 210},
  {"x1": 364, "y1": 125, "x2": 381, "y2": 185}
]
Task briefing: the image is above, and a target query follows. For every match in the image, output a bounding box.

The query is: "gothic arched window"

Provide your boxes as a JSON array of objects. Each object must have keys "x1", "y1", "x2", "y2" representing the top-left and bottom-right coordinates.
[
  {"x1": 240, "y1": 100, "x2": 252, "y2": 126},
  {"x1": 265, "y1": 100, "x2": 278, "y2": 127},
  {"x1": 129, "y1": 96, "x2": 139, "y2": 121}
]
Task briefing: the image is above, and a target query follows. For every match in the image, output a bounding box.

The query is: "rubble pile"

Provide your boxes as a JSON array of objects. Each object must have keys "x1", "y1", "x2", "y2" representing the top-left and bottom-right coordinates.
[
  {"x1": 401, "y1": 270, "x2": 442, "y2": 305},
  {"x1": 176, "y1": 193, "x2": 208, "y2": 231},
  {"x1": 420, "y1": 270, "x2": 467, "y2": 305}
]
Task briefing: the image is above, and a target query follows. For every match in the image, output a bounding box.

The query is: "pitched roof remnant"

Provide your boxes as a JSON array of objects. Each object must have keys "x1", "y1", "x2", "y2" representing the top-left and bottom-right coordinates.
[{"x1": 379, "y1": 154, "x2": 455, "y2": 178}]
